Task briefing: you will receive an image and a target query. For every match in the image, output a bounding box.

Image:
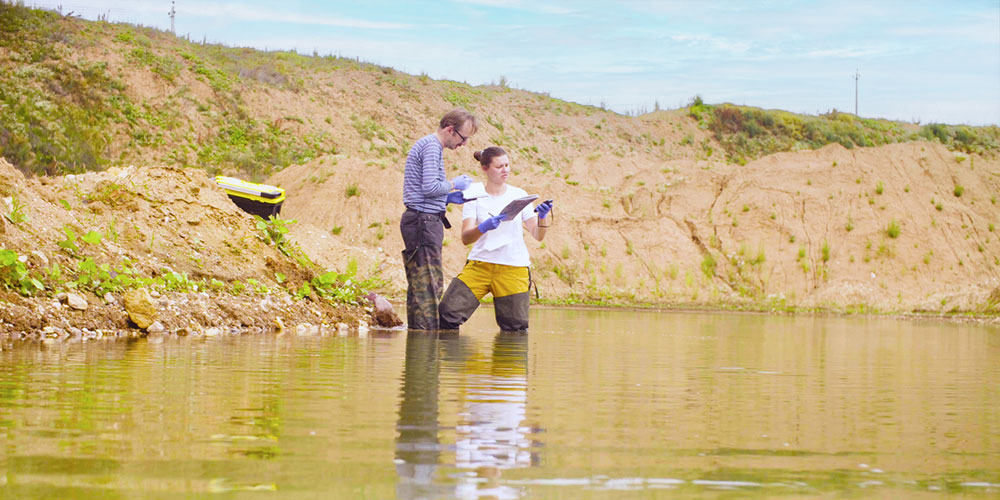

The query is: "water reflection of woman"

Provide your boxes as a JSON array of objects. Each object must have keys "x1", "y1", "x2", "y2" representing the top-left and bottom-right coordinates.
[
  {"x1": 394, "y1": 332, "x2": 536, "y2": 499},
  {"x1": 455, "y1": 332, "x2": 534, "y2": 473}
]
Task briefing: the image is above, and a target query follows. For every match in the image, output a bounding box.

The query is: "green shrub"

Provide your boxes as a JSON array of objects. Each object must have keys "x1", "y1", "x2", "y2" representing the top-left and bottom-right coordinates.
[
  {"x1": 0, "y1": 249, "x2": 44, "y2": 296},
  {"x1": 0, "y1": 58, "x2": 117, "y2": 174},
  {"x1": 690, "y1": 101, "x2": 998, "y2": 164},
  {"x1": 3, "y1": 193, "x2": 28, "y2": 224},
  {"x1": 351, "y1": 115, "x2": 391, "y2": 141},
  {"x1": 127, "y1": 47, "x2": 180, "y2": 82},
  {"x1": 918, "y1": 123, "x2": 1000, "y2": 154},
  {"x1": 886, "y1": 220, "x2": 901, "y2": 239},
  {"x1": 921, "y1": 123, "x2": 950, "y2": 143},
  {"x1": 701, "y1": 253, "x2": 716, "y2": 278},
  {"x1": 197, "y1": 119, "x2": 325, "y2": 179},
  {"x1": 444, "y1": 90, "x2": 471, "y2": 107}
]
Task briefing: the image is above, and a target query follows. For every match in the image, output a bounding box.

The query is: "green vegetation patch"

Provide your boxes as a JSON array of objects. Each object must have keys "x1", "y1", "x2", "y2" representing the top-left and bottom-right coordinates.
[
  {"x1": 920, "y1": 123, "x2": 999, "y2": 155},
  {"x1": 127, "y1": 46, "x2": 181, "y2": 82},
  {"x1": 688, "y1": 98, "x2": 1000, "y2": 164},
  {"x1": 0, "y1": 3, "x2": 335, "y2": 178},
  {"x1": 197, "y1": 118, "x2": 329, "y2": 180},
  {"x1": 0, "y1": 4, "x2": 121, "y2": 174},
  {"x1": 0, "y1": 2, "x2": 67, "y2": 63}
]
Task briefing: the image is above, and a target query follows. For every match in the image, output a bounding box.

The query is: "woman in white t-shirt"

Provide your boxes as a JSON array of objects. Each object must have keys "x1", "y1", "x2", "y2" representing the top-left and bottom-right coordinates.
[{"x1": 438, "y1": 146, "x2": 553, "y2": 331}]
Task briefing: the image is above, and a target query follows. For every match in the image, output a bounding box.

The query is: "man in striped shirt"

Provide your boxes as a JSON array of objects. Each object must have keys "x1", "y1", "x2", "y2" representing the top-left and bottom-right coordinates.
[{"x1": 400, "y1": 109, "x2": 478, "y2": 330}]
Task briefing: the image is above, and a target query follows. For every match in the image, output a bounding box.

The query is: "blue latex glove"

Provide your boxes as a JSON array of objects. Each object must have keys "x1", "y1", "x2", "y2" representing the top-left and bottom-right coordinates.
[
  {"x1": 446, "y1": 191, "x2": 466, "y2": 205},
  {"x1": 478, "y1": 214, "x2": 506, "y2": 234},
  {"x1": 535, "y1": 199, "x2": 553, "y2": 219},
  {"x1": 451, "y1": 174, "x2": 473, "y2": 191}
]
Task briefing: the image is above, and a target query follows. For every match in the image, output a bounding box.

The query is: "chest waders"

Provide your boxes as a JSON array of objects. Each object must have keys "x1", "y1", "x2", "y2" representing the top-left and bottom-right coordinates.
[
  {"x1": 400, "y1": 208, "x2": 450, "y2": 330},
  {"x1": 439, "y1": 260, "x2": 530, "y2": 332}
]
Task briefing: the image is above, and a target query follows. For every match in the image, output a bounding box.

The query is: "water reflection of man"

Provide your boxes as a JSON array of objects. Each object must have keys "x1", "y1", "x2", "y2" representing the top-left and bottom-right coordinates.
[
  {"x1": 394, "y1": 331, "x2": 465, "y2": 499},
  {"x1": 394, "y1": 332, "x2": 537, "y2": 499}
]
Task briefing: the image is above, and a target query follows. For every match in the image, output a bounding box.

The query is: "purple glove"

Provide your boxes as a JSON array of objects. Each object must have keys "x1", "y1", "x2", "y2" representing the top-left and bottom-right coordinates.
[
  {"x1": 446, "y1": 191, "x2": 466, "y2": 205},
  {"x1": 478, "y1": 214, "x2": 506, "y2": 233},
  {"x1": 451, "y1": 174, "x2": 473, "y2": 191},
  {"x1": 535, "y1": 199, "x2": 553, "y2": 219}
]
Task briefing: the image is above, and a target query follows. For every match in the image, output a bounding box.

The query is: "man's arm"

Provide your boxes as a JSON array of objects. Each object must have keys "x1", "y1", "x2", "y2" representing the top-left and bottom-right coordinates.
[{"x1": 419, "y1": 144, "x2": 453, "y2": 197}]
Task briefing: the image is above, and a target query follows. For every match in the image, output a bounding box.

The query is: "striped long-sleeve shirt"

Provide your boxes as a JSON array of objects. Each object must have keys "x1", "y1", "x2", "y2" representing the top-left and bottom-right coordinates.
[{"x1": 402, "y1": 133, "x2": 452, "y2": 213}]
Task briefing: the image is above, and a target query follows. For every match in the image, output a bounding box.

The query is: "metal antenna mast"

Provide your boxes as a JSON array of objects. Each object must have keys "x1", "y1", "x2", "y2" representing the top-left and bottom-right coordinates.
[
  {"x1": 169, "y1": 1, "x2": 176, "y2": 35},
  {"x1": 854, "y1": 69, "x2": 860, "y2": 116}
]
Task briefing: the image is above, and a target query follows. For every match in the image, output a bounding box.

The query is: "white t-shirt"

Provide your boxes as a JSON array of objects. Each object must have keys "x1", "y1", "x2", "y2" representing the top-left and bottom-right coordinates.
[{"x1": 462, "y1": 183, "x2": 537, "y2": 267}]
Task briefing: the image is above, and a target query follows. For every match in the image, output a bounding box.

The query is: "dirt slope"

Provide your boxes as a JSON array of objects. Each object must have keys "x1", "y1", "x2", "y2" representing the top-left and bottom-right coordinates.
[
  {"x1": 0, "y1": 158, "x2": 370, "y2": 335},
  {"x1": 272, "y1": 139, "x2": 1000, "y2": 314}
]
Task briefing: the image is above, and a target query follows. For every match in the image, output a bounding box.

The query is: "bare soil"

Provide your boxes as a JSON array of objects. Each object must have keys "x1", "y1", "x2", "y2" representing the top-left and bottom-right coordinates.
[{"x1": 272, "y1": 138, "x2": 1000, "y2": 317}]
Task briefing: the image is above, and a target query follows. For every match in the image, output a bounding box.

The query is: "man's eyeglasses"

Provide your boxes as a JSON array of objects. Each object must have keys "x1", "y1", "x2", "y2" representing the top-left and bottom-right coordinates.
[{"x1": 452, "y1": 126, "x2": 468, "y2": 144}]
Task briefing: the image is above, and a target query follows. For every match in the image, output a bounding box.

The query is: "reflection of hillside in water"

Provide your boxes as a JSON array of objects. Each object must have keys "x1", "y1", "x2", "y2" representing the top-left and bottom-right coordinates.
[{"x1": 395, "y1": 332, "x2": 537, "y2": 499}]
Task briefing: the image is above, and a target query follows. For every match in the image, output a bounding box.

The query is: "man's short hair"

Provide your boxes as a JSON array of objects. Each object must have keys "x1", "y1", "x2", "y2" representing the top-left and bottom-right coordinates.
[{"x1": 439, "y1": 109, "x2": 478, "y2": 134}]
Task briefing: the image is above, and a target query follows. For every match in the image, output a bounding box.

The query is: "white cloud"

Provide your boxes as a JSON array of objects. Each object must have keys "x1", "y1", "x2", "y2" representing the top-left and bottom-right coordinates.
[
  {"x1": 669, "y1": 34, "x2": 751, "y2": 55},
  {"x1": 801, "y1": 46, "x2": 897, "y2": 59},
  {"x1": 452, "y1": 0, "x2": 578, "y2": 15},
  {"x1": 183, "y1": 3, "x2": 411, "y2": 30},
  {"x1": 29, "y1": 0, "x2": 411, "y2": 30}
]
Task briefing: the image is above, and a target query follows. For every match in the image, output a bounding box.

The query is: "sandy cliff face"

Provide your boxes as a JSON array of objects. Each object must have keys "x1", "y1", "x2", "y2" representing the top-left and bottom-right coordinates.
[
  {"x1": 271, "y1": 138, "x2": 1000, "y2": 313},
  {"x1": 691, "y1": 142, "x2": 999, "y2": 311}
]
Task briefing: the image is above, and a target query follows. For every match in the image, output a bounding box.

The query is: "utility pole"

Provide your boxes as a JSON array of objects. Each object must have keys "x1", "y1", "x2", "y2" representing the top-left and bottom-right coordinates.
[
  {"x1": 854, "y1": 69, "x2": 860, "y2": 116},
  {"x1": 169, "y1": 1, "x2": 176, "y2": 35}
]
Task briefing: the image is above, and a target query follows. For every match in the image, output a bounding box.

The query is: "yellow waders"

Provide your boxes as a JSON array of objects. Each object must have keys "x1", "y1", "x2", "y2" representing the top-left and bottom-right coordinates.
[{"x1": 439, "y1": 260, "x2": 530, "y2": 331}]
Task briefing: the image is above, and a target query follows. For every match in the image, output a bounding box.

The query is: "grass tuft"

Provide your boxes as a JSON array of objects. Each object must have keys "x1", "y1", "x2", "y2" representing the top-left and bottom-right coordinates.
[{"x1": 886, "y1": 220, "x2": 901, "y2": 239}]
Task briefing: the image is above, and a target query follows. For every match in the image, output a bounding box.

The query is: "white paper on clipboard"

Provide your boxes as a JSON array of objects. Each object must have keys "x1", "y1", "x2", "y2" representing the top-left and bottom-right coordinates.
[
  {"x1": 498, "y1": 195, "x2": 538, "y2": 220},
  {"x1": 461, "y1": 183, "x2": 488, "y2": 200},
  {"x1": 480, "y1": 195, "x2": 538, "y2": 251}
]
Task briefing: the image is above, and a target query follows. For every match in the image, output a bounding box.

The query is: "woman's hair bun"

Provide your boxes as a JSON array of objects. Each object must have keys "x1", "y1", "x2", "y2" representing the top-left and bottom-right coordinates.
[{"x1": 473, "y1": 150, "x2": 482, "y2": 161}]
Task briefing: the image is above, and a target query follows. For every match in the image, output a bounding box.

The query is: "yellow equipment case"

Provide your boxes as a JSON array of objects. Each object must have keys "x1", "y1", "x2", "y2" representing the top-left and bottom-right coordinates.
[{"x1": 215, "y1": 176, "x2": 286, "y2": 218}]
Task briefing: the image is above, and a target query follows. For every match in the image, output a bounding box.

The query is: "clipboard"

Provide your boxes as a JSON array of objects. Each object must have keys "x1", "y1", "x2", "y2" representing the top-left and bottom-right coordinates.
[{"x1": 498, "y1": 195, "x2": 538, "y2": 220}]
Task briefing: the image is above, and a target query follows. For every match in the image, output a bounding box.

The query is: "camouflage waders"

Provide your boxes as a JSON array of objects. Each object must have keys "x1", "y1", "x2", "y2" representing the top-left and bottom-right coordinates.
[
  {"x1": 400, "y1": 208, "x2": 449, "y2": 330},
  {"x1": 439, "y1": 260, "x2": 530, "y2": 332}
]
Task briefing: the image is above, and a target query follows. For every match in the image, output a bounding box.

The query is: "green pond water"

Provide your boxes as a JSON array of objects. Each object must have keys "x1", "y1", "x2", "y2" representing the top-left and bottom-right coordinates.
[{"x1": 1, "y1": 308, "x2": 998, "y2": 499}]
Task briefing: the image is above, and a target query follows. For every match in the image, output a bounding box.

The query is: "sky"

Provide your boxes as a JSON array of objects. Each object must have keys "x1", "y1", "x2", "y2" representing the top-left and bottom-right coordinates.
[{"x1": 23, "y1": 0, "x2": 1000, "y2": 125}]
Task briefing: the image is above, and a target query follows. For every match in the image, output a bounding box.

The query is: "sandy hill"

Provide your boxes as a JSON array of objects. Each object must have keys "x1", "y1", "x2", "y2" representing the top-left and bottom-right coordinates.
[
  {"x1": 1, "y1": 4, "x2": 998, "y2": 331},
  {"x1": 273, "y1": 134, "x2": 1000, "y2": 313}
]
